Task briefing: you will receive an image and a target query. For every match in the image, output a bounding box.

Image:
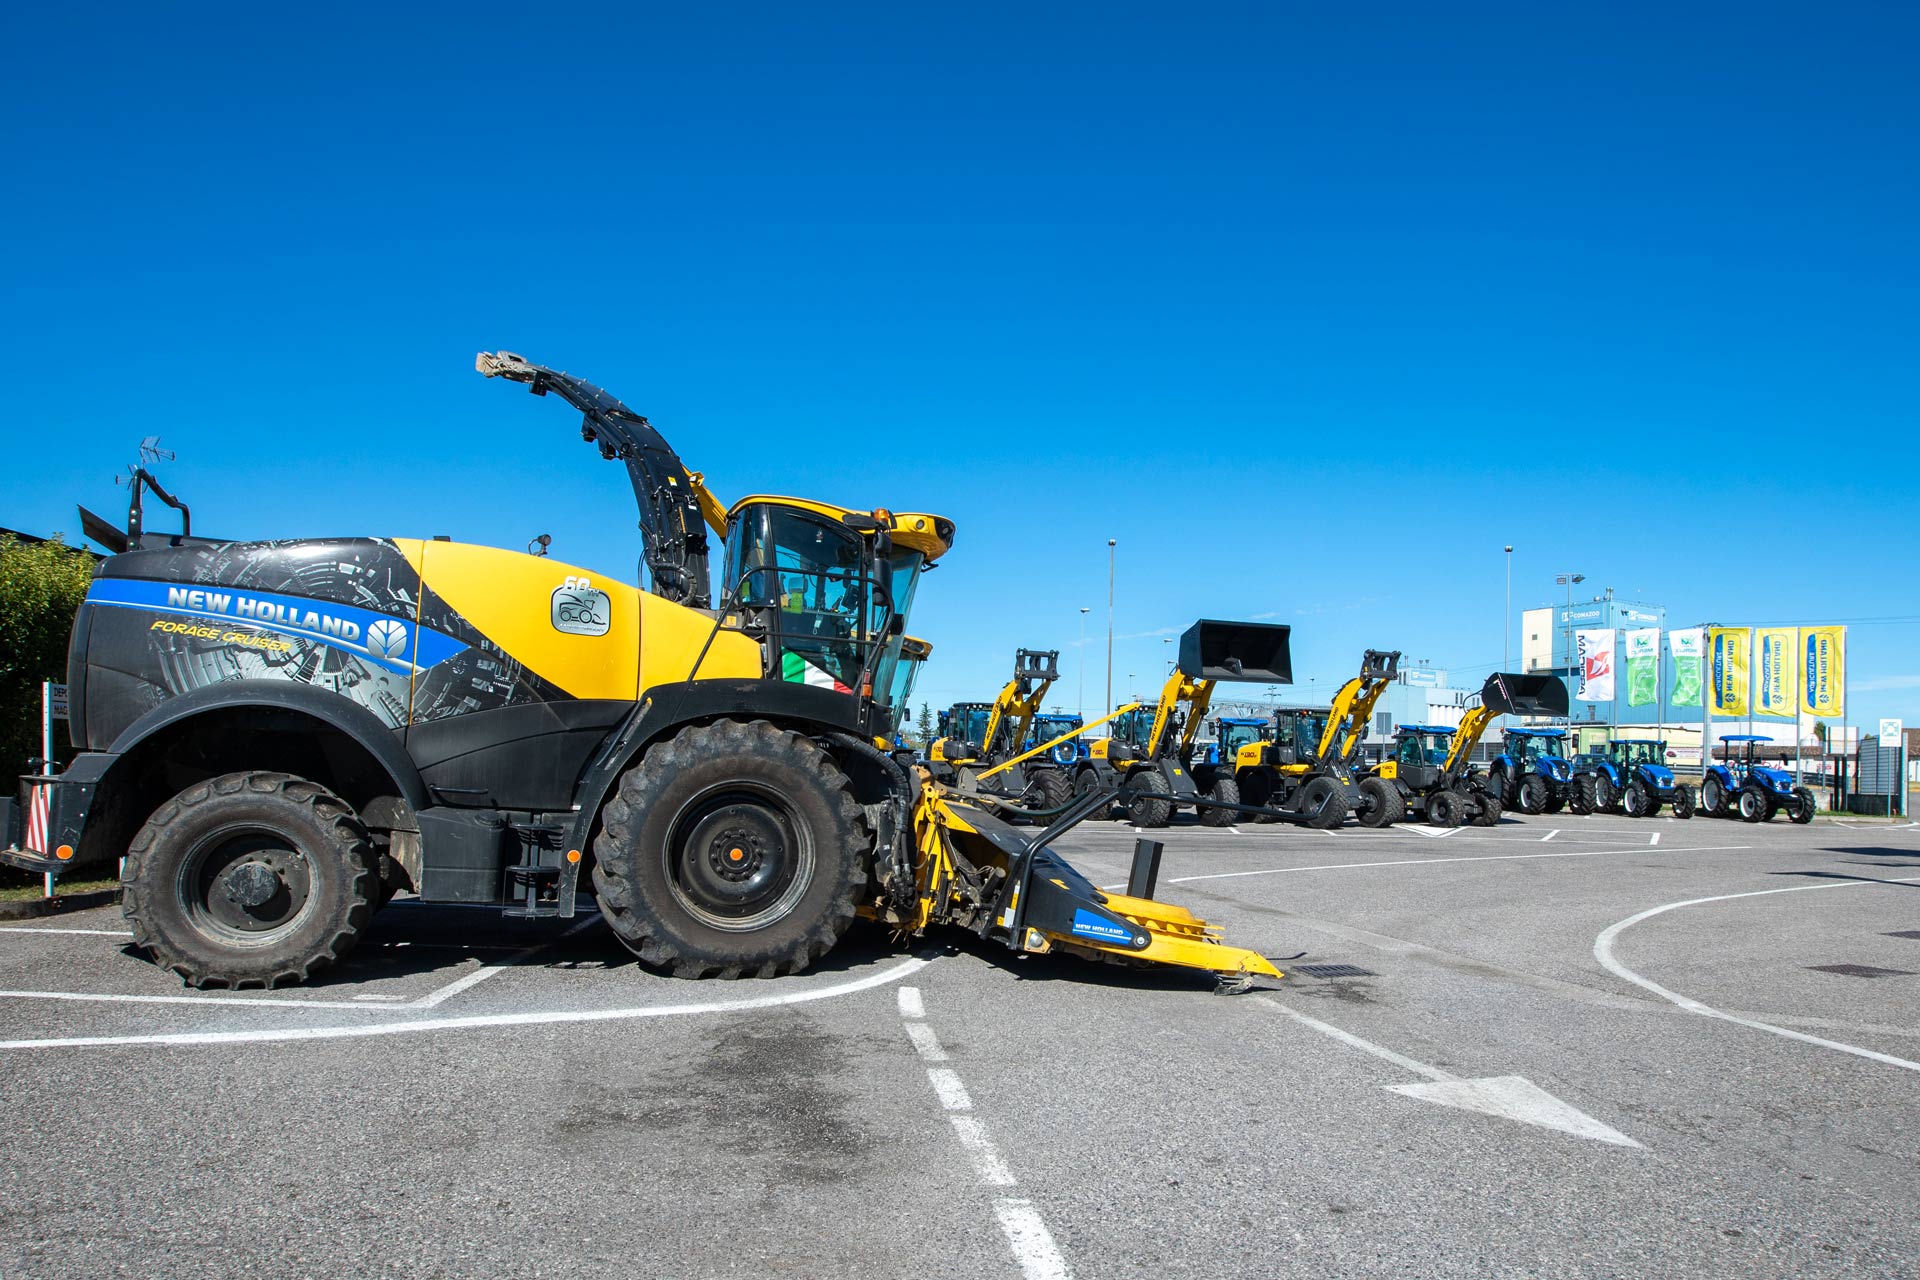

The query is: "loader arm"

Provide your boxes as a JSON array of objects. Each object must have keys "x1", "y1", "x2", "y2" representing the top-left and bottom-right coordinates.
[
  {"x1": 477, "y1": 350, "x2": 722, "y2": 609},
  {"x1": 1444, "y1": 703, "x2": 1498, "y2": 776},
  {"x1": 1321, "y1": 649, "x2": 1401, "y2": 764},
  {"x1": 1146, "y1": 672, "x2": 1212, "y2": 760}
]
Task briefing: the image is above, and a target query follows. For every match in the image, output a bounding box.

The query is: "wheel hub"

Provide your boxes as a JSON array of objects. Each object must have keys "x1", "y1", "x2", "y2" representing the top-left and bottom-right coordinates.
[
  {"x1": 221, "y1": 860, "x2": 282, "y2": 908},
  {"x1": 673, "y1": 801, "x2": 804, "y2": 926}
]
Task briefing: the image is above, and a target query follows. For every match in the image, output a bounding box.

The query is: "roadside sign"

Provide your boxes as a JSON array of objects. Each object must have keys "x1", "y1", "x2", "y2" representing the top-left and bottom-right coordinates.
[
  {"x1": 45, "y1": 683, "x2": 69, "y2": 720},
  {"x1": 1881, "y1": 718, "x2": 1902, "y2": 744}
]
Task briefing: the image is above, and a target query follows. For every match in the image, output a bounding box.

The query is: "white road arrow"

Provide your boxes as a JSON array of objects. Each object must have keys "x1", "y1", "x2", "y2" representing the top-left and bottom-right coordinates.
[{"x1": 1255, "y1": 997, "x2": 1640, "y2": 1148}]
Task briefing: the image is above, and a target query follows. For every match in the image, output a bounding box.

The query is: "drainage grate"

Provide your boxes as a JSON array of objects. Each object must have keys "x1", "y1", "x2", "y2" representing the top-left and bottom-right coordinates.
[
  {"x1": 1292, "y1": 964, "x2": 1376, "y2": 978},
  {"x1": 1884, "y1": 931, "x2": 1920, "y2": 940},
  {"x1": 1805, "y1": 964, "x2": 1918, "y2": 979}
]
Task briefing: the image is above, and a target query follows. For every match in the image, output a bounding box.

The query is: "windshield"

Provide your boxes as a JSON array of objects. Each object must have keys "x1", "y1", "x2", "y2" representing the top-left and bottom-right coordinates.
[
  {"x1": 727, "y1": 505, "x2": 884, "y2": 694},
  {"x1": 956, "y1": 707, "x2": 991, "y2": 747},
  {"x1": 1029, "y1": 716, "x2": 1082, "y2": 746},
  {"x1": 1613, "y1": 742, "x2": 1664, "y2": 768},
  {"x1": 1111, "y1": 708, "x2": 1153, "y2": 749},
  {"x1": 1291, "y1": 713, "x2": 1327, "y2": 759},
  {"x1": 1220, "y1": 721, "x2": 1265, "y2": 754},
  {"x1": 1397, "y1": 731, "x2": 1452, "y2": 765},
  {"x1": 872, "y1": 640, "x2": 929, "y2": 733},
  {"x1": 1507, "y1": 735, "x2": 1562, "y2": 764}
]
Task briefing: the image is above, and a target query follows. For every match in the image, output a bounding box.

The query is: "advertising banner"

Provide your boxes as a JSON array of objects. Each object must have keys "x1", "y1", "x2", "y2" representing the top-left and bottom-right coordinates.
[
  {"x1": 1709, "y1": 626, "x2": 1750, "y2": 717},
  {"x1": 1625, "y1": 628, "x2": 1660, "y2": 707},
  {"x1": 1755, "y1": 627, "x2": 1798, "y2": 717},
  {"x1": 1803, "y1": 626, "x2": 1846, "y2": 718},
  {"x1": 1670, "y1": 628, "x2": 1704, "y2": 707},
  {"x1": 1575, "y1": 628, "x2": 1615, "y2": 702}
]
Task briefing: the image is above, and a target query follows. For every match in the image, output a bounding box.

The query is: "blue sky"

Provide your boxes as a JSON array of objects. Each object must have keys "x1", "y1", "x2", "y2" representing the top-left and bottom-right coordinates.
[{"x1": 4, "y1": 2, "x2": 1915, "y2": 729}]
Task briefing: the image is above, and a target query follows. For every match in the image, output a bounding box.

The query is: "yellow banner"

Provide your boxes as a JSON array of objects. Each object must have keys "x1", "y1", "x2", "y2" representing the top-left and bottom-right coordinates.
[
  {"x1": 1755, "y1": 627, "x2": 1798, "y2": 717},
  {"x1": 1803, "y1": 626, "x2": 1846, "y2": 718},
  {"x1": 1708, "y1": 627, "x2": 1750, "y2": 717}
]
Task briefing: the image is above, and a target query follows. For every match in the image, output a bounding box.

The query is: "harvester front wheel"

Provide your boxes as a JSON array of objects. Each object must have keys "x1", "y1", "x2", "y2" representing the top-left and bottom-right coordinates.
[
  {"x1": 122, "y1": 771, "x2": 377, "y2": 989},
  {"x1": 1123, "y1": 764, "x2": 1174, "y2": 828},
  {"x1": 1199, "y1": 775, "x2": 1240, "y2": 827},
  {"x1": 1355, "y1": 777, "x2": 1403, "y2": 828},
  {"x1": 592, "y1": 721, "x2": 865, "y2": 979}
]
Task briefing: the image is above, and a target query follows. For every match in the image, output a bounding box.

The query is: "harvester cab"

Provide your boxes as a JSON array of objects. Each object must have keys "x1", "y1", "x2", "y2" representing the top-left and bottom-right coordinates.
[
  {"x1": 1490, "y1": 728, "x2": 1575, "y2": 815},
  {"x1": 1078, "y1": 620, "x2": 1293, "y2": 829},
  {"x1": 1570, "y1": 738, "x2": 1695, "y2": 819},
  {"x1": 1701, "y1": 734, "x2": 1814, "y2": 824},
  {"x1": 1214, "y1": 649, "x2": 1403, "y2": 829},
  {"x1": 2, "y1": 352, "x2": 1281, "y2": 991},
  {"x1": 926, "y1": 648, "x2": 1075, "y2": 815},
  {"x1": 1371, "y1": 672, "x2": 1568, "y2": 827}
]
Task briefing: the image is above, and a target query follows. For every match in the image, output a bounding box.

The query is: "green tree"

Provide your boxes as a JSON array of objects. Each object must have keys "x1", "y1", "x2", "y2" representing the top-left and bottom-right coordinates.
[
  {"x1": 915, "y1": 701, "x2": 934, "y2": 748},
  {"x1": 0, "y1": 535, "x2": 96, "y2": 776}
]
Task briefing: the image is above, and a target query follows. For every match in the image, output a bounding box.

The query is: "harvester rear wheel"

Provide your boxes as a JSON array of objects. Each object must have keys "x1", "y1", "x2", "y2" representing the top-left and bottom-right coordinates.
[
  {"x1": 122, "y1": 771, "x2": 377, "y2": 989},
  {"x1": 1355, "y1": 776, "x2": 1403, "y2": 828},
  {"x1": 1199, "y1": 775, "x2": 1240, "y2": 827},
  {"x1": 1123, "y1": 764, "x2": 1174, "y2": 828},
  {"x1": 592, "y1": 720, "x2": 865, "y2": 979}
]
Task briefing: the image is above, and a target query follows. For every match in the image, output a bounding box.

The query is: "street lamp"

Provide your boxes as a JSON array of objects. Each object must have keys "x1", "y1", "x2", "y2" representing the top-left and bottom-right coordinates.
[
  {"x1": 1162, "y1": 635, "x2": 1173, "y2": 676},
  {"x1": 1504, "y1": 546, "x2": 1513, "y2": 672},
  {"x1": 1555, "y1": 572, "x2": 1585, "y2": 718},
  {"x1": 1106, "y1": 539, "x2": 1117, "y2": 716},
  {"x1": 1077, "y1": 607, "x2": 1091, "y2": 718}
]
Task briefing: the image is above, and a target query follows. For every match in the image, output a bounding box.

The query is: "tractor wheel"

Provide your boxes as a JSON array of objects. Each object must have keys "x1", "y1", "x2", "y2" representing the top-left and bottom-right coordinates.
[
  {"x1": 1737, "y1": 787, "x2": 1768, "y2": 823},
  {"x1": 592, "y1": 720, "x2": 866, "y2": 979},
  {"x1": 1518, "y1": 775, "x2": 1551, "y2": 815},
  {"x1": 1568, "y1": 775, "x2": 1591, "y2": 815},
  {"x1": 1472, "y1": 789, "x2": 1504, "y2": 826},
  {"x1": 122, "y1": 771, "x2": 377, "y2": 989},
  {"x1": 1297, "y1": 777, "x2": 1348, "y2": 829},
  {"x1": 1123, "y1": 764, "x2": 1175, "y2": 829},
  {"x1": 1024, "y1": 768, "x2": 1074, "y2": 820},
  {"x1": 1488, "y1": 766, "x2": 1513, "y2": 808},
  {"x1": 1700, "y1": 774, "x2": 1726, "y2": 818},
  {"x1": 1591, "y1": 774, "x2": 1617, "y2": 813},
  {"x1": 1355, "y1": 776, "x2": 1403, "y2": 828},
  {"x1": 1426, "y1": 788, "x2": 1466, "y2": 828},
  {"x1": 1673, "y1": 784, "x2": 1696, "y2": 819},
  {"x1": 1624, "y1": 779, "x2": 1653, "y2": 818},
  {"x1": 1199, "y1": 775, "x2": 1240, "y2": 827},
  {"x1": 1791, "y1": 786, "x2": 1817, "y2": 825}
]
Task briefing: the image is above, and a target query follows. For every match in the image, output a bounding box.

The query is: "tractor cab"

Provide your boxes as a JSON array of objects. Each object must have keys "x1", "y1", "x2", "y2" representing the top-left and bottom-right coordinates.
[
  {"x1": 1272, "y1": 708, "x2": 1331, "y2": 769},
  {"x1": 1026, "y1": 713, "x2": 1088, "y2": 765},
  {"x1": 934, "y1": 702, "x2": 996, "y2": 761}
]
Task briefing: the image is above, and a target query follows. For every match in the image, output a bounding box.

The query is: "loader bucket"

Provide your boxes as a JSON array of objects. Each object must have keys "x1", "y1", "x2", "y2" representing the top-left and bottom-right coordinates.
[
  {"x1": 1177, "y1": 620, "x2": 1293, "y2": 683},
  {"x1": 1480, "y1": 672, "x2": 1570, "y2": 719}
]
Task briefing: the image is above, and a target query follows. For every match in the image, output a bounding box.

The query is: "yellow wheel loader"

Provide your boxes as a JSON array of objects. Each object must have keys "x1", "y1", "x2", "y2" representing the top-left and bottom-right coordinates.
[
  {"x1": 925, "y1": 649, "x2": 1075, "y2": 816},
  {"x1": 0, "y1": 353, "x2": 1278, "y2": 989},
  {"x1": 1072, "y1": 621, "x2": 1294, "y2": 828},
  {"x1": 1205, "y1": 650, "x2": 1404, "y2": 829},
  {"x1": 1367, "y1": 673, "x2": 1568, "y2": 827}
]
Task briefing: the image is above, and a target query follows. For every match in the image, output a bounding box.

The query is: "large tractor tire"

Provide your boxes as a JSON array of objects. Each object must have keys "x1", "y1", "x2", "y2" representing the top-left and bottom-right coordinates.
[
  {"x1": 1790, "y1": 786, "x2": 1817, "y2": 825},
  {"x1": 1199, "y1": 775, "x2": 1240, "y2": 827},
  {"x1": 122, "y1": 771, "x2": 378, "y2": 989},
  {"x1": 1673, "y1": 784, "x2": 1696, "y2": 819},
  {"x1": 1624, "y1": 779, "x2": 1655, "y2": 818},
  {"x1": 593, "y1": 720, "x2": 866, "y2": 979},
  {"x1": 1737, "y1": 787, "x2": 1769, "y2": 824},
  {"x1": 1021, "y1": 767, "x2": 1074, "y2": 821},
  {"x1": 1123, "y1": 763, "x2": 1175, "y2": 829},
  {"x1": 1518, "y1": 775, "x2": 1551, "y2": 815},
  {"x1": 1471, "y1": 788, "x2": 1504, "y2": 827},
  {"x1": 1355, "y1": 776, "x2": 1404, "y2": 828},
  {"x1": 1296, "y1": 776, "x2": 1348, "y2": 830},
  {"x1": 1426, "y1": 787, "x2": 1467, "y2": 828},
  {"x1": 1700, "y1": 773, "x2": 1727, "y2": 818},
  {"x1": 1487, "y1": 765, "x2": 1513, "y2": 808},
  {"x1": 1590, "y1": 774, "x2": 1617, "y2": 814},
  {"x1": 1568, "y1": 775, "x2": 1593, "y2": 815}
]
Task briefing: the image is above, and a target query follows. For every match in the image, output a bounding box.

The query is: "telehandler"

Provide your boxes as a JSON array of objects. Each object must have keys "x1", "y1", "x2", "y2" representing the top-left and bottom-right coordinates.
[
  {"x1": 1368, "y1": 672, "x2": 1568, "y2": 827},
  {"x1": 1, "y1": 353, "x2": 1278, "y2": 988},
  {"x1": 925, "y1": 649, "x2": 1074, "y2": 814}
]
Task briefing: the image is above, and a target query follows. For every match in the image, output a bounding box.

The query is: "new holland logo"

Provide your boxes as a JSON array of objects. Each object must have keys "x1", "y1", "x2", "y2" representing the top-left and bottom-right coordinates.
[{"x1": 367, "y1": 618, "x2": 410, "y2": 660}]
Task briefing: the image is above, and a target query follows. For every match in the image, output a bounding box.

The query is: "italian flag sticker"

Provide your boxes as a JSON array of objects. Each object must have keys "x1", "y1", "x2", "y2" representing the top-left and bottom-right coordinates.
[{"x1": 781, "y1": 650, "x2": 851, "y2": 693}]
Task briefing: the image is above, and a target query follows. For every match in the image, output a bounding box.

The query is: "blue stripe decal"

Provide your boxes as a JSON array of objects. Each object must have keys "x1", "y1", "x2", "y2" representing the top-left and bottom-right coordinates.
[{"x1": 87, "y1": 578, "x2": 466, "y2": 676}]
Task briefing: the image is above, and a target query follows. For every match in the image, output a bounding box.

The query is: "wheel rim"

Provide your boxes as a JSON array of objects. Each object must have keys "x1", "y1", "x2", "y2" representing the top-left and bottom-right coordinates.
[
  {"x1": 664, "y1": 784, "x2": 815, "y2": 932},
  {"x1": 177, "y1": 825, "x2": 316, "y2": 947}
]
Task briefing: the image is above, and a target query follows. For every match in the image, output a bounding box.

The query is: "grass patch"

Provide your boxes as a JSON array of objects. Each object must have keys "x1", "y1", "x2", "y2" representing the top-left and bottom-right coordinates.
[{"x1": 0, "y1": 869, "x2": 120, "y2": 903}]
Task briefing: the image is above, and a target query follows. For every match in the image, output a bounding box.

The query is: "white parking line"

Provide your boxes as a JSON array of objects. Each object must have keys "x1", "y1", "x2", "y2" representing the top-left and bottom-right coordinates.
[
  {"x1": 1649, "y1": 832, "x2": 1660, "y2": 846},
  {"x1": 1540, "y1": 830, "x2": 1559, "y2": 843},
  {"x1": 1593, "y1": 877, "x2": 1920, "y2": 1075},
  {"x1": 1149, "y1": 844, "x2": 1755, "y2": 886},
  {"x1": 898, "y1": 985, "x2": 1072, "y2": 1280}
]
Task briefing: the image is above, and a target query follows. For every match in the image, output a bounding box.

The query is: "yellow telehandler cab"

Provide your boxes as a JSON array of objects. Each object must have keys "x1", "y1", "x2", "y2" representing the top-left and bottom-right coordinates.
[
  {"x1": 1, "y1": 353, "x2": 1280, "y2": 990},
  {"x1": 1071, "y1": 621, "x2": 1293, "y2": 828},
  {"x1": 925, "y1": 648, "x2": 1075, "y2": 815},
  {"x1": 1199, "y1": 650, "x2": 1404, "y2": 829}
]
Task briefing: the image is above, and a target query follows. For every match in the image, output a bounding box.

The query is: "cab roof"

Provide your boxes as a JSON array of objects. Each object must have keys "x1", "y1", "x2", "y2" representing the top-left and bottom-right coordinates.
[
  {"x1": 1396, "y1": 724, "x2": 1458, "y2": 735},
  {"x1": 1721, "y1": 734, "x2": 1773, "y2": 742},
  {"x1": 1507, "y1": 728, "x2": 1567, "y2": 738},
  {"x1": 727, "y1": 496, "x2": 955, "y2": 561}
]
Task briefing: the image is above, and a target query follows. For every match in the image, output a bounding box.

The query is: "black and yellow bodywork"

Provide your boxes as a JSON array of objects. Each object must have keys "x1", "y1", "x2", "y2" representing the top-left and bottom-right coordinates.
[
  {"x1": 1205, "y1": 650, "x2": 1403, "y2": 830},
  {"x1": 1072, "y1": 621, "x2": 1293, "y2": 828},
  {"x1": 2, "y1": 353, "x2": 1279, "y2": 990},
  {"x1": 1368, "y1": 672, "x2": 1569, "y2": 827},
  {"x1": 925, "y1": 649, "x2": 1075, "y2": 814}
]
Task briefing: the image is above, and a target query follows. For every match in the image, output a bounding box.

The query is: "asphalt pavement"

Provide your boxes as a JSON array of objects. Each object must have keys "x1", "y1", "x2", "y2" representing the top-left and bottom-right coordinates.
[{"x1": 1, "y1": 809, "x2": 1916, "y2": 1279}]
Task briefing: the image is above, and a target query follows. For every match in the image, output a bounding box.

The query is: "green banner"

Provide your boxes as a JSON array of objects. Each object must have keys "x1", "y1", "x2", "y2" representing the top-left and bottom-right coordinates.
[
  {"x1": 1670, "y1": 627, "x2": 1703, "y2": 708},
  {"x1": 1625, "y1": 628, "x2": 1659, "y2": 707}
]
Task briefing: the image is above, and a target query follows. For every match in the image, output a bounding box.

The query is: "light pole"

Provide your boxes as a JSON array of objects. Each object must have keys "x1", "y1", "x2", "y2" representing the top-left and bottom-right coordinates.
[
  {"x1": 1504, "y1": 546, "x2": 1513, "y2": 672},
  {"x1": 1106, "y1": 539, "x2": 1117, "y2": 716},
  {"x1": 1163, "y1": 636, "x2": 1173, "y2": 677},
  {"x1": 1077, "y1": 607, "x2": 1090, "y2": 718},
  {"x1": 1556, "y1": 572, "x2": 1585, "y2": 724}
]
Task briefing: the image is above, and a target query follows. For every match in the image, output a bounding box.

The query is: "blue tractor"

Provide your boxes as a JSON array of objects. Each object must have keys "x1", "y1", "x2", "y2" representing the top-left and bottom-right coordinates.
[
  {"x1": 1024, "y1": 713, "x2": 1088, "y2": 766},
  {"x1": 1488, "y1": 728, "x2": 1575, "y2": 815},
  {"x1": 1570, "y1": 739, "x2": 1695, "y2": 818},
  {"x1": 1701, "y1": 734, "x2": 1815, "y2": 824}
]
